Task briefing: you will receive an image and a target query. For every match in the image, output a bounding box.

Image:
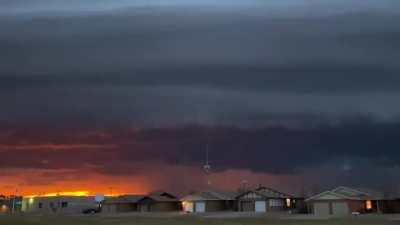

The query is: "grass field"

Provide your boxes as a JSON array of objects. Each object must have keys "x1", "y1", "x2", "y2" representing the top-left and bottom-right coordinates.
[{"x1": 1, "y1": 213, "x2": 399, "y2": 225}]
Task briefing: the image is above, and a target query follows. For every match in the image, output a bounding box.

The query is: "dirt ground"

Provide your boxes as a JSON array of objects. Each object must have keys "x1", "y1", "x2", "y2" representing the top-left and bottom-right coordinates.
[{"x1": 1, "y1": 212, "x2": 400, "y2": 225}]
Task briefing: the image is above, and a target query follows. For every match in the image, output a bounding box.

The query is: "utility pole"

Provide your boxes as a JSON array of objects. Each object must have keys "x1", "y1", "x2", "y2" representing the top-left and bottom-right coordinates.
[
  {"x1": 11, "y1": 187, "x2": 18, "y2": 214},
  {"x1": 203, "y1": 144, "x2": 212, "y2": 186}
]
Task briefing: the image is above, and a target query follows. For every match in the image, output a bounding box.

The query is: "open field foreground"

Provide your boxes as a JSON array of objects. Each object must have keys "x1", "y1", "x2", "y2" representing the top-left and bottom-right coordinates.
[{"x1": 1, "y1": 213, "x2": 400, "y2": 225}]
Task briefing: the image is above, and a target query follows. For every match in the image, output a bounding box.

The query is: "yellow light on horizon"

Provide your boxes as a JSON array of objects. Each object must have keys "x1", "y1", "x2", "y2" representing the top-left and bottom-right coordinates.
[
  {"x1": 24, "y1": 191, "x2": 89, "y2": 198},
  {"x1": 44, "y1": 191, "x2": 89, "y2": 197}
]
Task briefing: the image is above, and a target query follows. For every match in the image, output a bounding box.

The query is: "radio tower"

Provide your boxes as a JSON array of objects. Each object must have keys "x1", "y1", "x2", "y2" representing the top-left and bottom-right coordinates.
[{"x1": 203, "y1": 144, "x2": 212, "y2": 185}]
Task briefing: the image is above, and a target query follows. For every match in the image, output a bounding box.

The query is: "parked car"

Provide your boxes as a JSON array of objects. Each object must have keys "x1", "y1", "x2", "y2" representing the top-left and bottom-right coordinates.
[{"x1": 82, "y1": 208, "x2": 101, "y2": 214}]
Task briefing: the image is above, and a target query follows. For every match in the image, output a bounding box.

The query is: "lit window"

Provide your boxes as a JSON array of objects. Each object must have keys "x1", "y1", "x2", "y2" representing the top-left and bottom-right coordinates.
[
  {"x1": 1, "y1": 204, "x2": 8, "y2": 212},
  {"x1": 286, "y1": 198, "x2": 291, "y2": 207},
  {"x1": 366, "y1": 200, "x2": 372, "y2": 210}
]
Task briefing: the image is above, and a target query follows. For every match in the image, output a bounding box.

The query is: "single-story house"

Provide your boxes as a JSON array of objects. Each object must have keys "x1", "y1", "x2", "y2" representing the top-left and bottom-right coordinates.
[
  {"x1": 137, "y1": 192, "x2": 181, "y2": 212},
  {"x1": 306, "y1": 186, "x2": 389, "y2": 216},
  {"x1": 0, "y1": 196, "x2": 9, "y2": 213},
  {"x1": 180, "y1": 190, "x2": 235, "y2": 213},
  {"x1": 21, "y1": 196, "x2": 98, "y2": 214},
  {"x1": 0, "y1": 196, "x2": 22, "y2": 214},
  {"x1": 102, "y1": 195, "x2": 146, "y2": 213},
  {"x1": 236, "y1": 186, "x2": 298, "y2": 213},
  {"x1": 103, "y1": 192, "x2": 180, "y2": 213}
]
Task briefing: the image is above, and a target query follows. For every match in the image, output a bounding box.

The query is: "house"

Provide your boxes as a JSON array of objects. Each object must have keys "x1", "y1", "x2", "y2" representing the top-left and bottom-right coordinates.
[
  {"x1": 102, "y1": 195, "x2": 146, "y2": 213},
  {"x1": 305, "y1": 186, "x2": 389, "y2": 216},
  {"x1": 103, "y1": 192, "x2": 180, "y2": 213},
  {"x1": 180, "y1": 190, "x2": 235, "y2": 213},
  {"x1": 236, "y1": 186, "x2": 299, "y2": 213},
  {"x1": 137, "y1": 192, "x2": 181, "y2": 212},
  {"x1": 0, "y1": 195, "x2": 22, "y2": 214},
  {"x1": 0, "y1": 195, "x2": 8, "y2": 213},
  {"x1": 21, "y1": 196, "x2": 98, "y2": 214}
]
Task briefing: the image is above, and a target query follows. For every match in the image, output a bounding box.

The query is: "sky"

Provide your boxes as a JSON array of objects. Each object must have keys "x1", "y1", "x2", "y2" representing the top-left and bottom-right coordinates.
[{"x1": 1, "y1": 0, "x2": 400, "y2": 196}]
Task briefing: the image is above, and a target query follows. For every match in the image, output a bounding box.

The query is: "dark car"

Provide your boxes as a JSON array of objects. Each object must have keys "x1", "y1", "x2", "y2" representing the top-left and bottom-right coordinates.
[{"x1": 82, "y1": 208, "x2": 101, "y2": 214}]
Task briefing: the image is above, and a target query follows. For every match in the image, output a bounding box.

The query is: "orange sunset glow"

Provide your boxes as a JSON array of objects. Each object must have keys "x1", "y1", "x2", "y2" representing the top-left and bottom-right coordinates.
[
  {"x1": 0, "y1": 164, "x2": 298, "y2": 197},
  {"x1": 0, "y1": 168, "x2": 150, "y2": 197}
]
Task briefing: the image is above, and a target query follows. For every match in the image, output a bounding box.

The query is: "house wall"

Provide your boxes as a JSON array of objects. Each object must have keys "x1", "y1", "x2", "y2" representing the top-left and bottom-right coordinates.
[
  {"x1": 150, "y1": 202, "x2": 180, "y2": 212},
  {"x1": 237, "y1": 198, "x2": 287, "y2": 212},
  {"x1": 138, "y1": 198, "x2": 180, "y2": 212},
  {"x1": 103, "y1": 204, "x2": 116, "y2": 213},
  {"x1": 117, "y1": 203, "x2": 137, "y2": 212},
  {"x1": 239, "y1": 200, "x2": 255, "y2": 211},
  {"x1": 205, "y1": 201, "x2": 226, "y2": 212},
  {"x1": 326, "y1": 199, "x2": 400, "y2": 214},
  {"x1": 347, "y1": 200, "x2": 366, "y2": 213},
  {"x1": 309, "y1": 199, "x2": 369, "y2": 215},
  {"x1": 183, "y1": 200, "x2": 234, "y2": 212},
  {"x1": 293, "y1": 199, "x2": 308, "y2": 213},
  {"x1": 380, "y1": 200, "x2": 400, "y2": 213},
  {"x1": 103, "y1": 203, "x2": 137, "y2": 213},
  {"x1": 237, "y1": 193, "x2": 262, "y2": 212},
  {"x1": 22, "y1": 196, "x2": 97, "y2": 214}
]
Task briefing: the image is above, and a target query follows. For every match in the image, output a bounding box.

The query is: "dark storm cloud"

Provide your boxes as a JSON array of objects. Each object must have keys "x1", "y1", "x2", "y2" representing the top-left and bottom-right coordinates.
[
  {"x1": 1, "y1": 3, "x2": 400, "y2": 92},
  {"x1": 1, "y1": 0, "x2": 400, "y2": 189},
  {"x1": 1, "y1": 121, "x2": 400, "y2": 175},
  {"x1": 0, "y1": 3, "x2": 400, "y2": 127}
]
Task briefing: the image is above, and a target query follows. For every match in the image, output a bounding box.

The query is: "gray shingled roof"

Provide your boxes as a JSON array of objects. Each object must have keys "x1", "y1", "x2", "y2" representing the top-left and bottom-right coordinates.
[
  {"x1": 255, "y1": 186, "x2": 293, "y2": 198},
  {"x1": 332, "y1": 186, "x2": 384, "y2": 200},
  {"x1": 104, "y1": 195, "x2": 146, "y2": 204},
  {"x1": 236, "y1": 186, "x2": 293, "y2": 199},
  {"x1": 306, "y1": 186, "x2": 388, "y2": 201},
  {"x1": 142, "y1": 194, "x2": 179, "y2": 202},
  {"x1": 181, "y1": 190, "x2": 235, "y2": 201},
  {"x1": 104, "y1": 191, "x2": 179, "y2": 204}
]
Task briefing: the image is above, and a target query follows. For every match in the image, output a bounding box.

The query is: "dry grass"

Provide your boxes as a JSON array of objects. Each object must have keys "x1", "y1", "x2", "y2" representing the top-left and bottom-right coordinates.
[{"x1": 1, "y1": 213, "x2": 399, "y2": 225}]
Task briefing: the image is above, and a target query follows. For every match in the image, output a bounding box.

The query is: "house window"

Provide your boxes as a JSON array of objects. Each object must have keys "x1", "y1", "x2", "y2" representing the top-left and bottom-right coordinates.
[
  {"x1": 366, "y1": 200, "x2": 372, "y2": 210},
  {"x1": 38, "y1": 203, "x2": 43, "y2": 208},
  {"x1": 61, "y1": 202, "x2": 68, "y2": 208},
  {"x1": 286, "y1": 198, "x2": 291, "y2": 207}
]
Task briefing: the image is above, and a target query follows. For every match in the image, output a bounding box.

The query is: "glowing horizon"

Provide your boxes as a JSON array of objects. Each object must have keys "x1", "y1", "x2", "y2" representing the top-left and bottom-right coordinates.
[
  {"x1": 23, "y1": 190, "x2": 134, "y2": 198},
  {"x1": 24, "y1": 191, "x2": 90, "y2": 198}
]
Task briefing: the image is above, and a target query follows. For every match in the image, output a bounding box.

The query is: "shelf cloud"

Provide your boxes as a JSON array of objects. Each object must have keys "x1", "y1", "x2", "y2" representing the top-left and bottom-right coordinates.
[{"x1": 1, "y1": 0, "x2": 400, "y2": 195}]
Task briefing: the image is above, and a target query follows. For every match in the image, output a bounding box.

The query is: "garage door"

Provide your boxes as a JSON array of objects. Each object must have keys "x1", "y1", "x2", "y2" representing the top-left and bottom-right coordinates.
[
  {"x1": 255, "y1": 201, "x2": 266, "y2": 212},
  {"x1": 332, "y1": 202, "x2": 349, "y2": 216},
  {"x1": 314, "y1": 202, "x2": 330, "y2": 216},
  {"x1": 183, "y1": 202, "x2": 194, "y2": 213},
  {"x1": 195, "y1": 202, "x2": 205, "y2": 213}
]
